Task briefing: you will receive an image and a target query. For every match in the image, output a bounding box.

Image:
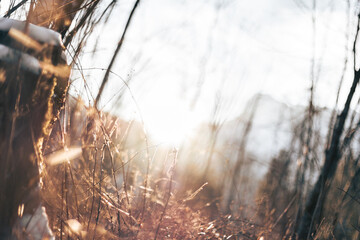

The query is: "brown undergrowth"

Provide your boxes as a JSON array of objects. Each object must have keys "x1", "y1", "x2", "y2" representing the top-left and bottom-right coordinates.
[{"x1": 39, "y1": 97, "x2": 259, "y2": 240}]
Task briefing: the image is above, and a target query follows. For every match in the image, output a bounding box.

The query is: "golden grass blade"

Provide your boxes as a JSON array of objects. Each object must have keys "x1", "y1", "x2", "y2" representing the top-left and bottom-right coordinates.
[
  {"x1": 45, "y1": 147, "x2": 82, "y2": 165},
  {"x1": 8, "y1": 28, "x2": 43, "y2": 52}
]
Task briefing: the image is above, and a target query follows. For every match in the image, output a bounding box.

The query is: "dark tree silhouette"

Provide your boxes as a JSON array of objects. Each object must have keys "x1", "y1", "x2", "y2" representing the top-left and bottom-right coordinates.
[{"x1": 297, "y1": 12, "x2": 360, "y2": 240}]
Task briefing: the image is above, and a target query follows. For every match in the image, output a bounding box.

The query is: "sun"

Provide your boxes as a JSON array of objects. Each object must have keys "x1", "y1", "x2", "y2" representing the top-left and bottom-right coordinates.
[{"x1": 142, "y1": 100, "x2": 200, "y2": 147}]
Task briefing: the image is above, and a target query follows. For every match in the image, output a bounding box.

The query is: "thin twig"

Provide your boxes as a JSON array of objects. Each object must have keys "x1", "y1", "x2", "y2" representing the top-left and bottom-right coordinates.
[
  {"x1": 154, "y1": 149, "x2": 177, "y2": 240},
  {"x1": 3, "y1": 0, "x2": 28, "y2": 18},
  {"x1": 94, "y1": 0, "x2": 141, "y2": 107}
]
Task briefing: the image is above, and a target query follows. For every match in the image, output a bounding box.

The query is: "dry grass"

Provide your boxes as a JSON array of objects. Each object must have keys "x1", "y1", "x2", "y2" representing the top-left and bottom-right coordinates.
[{"x1": 37, "y1": 97, "x2": 272, "y2": 240}]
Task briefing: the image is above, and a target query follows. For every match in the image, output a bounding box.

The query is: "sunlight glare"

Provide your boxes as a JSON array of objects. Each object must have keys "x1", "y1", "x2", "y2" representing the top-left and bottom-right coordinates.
[{"x1": 143, "y1": 100, "x2": 200, "y2": 147}]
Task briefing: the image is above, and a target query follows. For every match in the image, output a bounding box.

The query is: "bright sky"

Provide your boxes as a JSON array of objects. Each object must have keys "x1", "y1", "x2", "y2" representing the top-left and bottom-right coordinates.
[{"x1": 67, "y1": 0, "x2": 359, "y2": 146}]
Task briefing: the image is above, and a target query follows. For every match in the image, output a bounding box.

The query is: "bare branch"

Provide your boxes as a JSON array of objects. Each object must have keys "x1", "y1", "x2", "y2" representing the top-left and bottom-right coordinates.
[{"x1": 95, "y1": 0, "x2": 140, "y2": 108}]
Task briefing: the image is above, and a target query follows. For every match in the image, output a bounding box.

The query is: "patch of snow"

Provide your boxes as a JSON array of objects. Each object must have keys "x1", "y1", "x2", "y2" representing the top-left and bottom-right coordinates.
[
  {"x1": 0, "y1": 18, "x2": 63, "y2": 47},
  {"x1": 14, "y1": 205, "x2": 54, "y2": 240},
  {"x1": 0, "y1": 44, "x2": 41, "y2": 74}
]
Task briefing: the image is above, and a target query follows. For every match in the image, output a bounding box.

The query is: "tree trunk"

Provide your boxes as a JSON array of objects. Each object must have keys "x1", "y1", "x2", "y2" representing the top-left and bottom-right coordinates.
[
  {"x1": 297, "y1": 69, "x2": 360, "y2": 239},
  {"x1": 0, "y1": 17, "x2": 70, "y2": 238}
]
